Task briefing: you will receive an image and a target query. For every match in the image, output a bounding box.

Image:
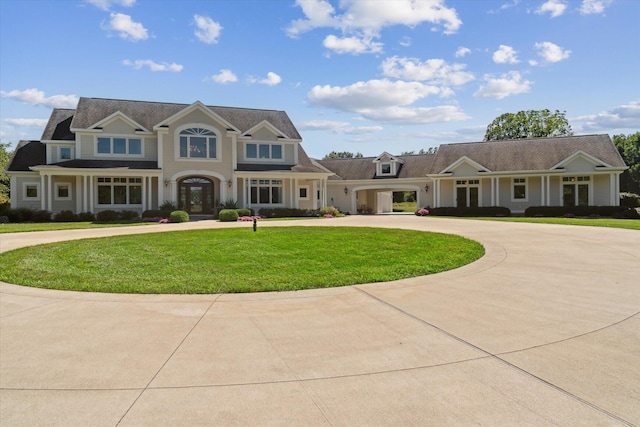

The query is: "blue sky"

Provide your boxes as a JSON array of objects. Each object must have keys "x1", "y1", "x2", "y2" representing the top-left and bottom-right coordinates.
[{"x1": 1, "y1": 0, "x2": 638, "y2": 158}]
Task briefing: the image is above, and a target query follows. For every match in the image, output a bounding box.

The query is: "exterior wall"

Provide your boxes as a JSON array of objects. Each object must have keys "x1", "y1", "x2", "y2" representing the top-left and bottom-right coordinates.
[
  {"x1": 50, "y1": 176, "x2": 76, "y2": 213},
  {"x1": 439, "y1": 180, "x2": 455, "y2": 206},
  {"x1": 593, "y1": 174, "x2": 611, "y2": 205},
  {"x1": 13, "y1": 175, "x2": 42, "y2": 210},
  {"x1": 449, "y1": 162, "x2": 478, "y2": 177}
]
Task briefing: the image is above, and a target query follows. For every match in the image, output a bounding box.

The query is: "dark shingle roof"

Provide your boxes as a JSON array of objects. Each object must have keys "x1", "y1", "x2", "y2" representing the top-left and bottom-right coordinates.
[
  {"x1": 236, "y1": 146, "x2": 332, "y2": 174},
  {"x1": 318, "y1": 154, "x2": 436, "y2": 180},
  {"x1": 429, "y1": 134, "x2": 626, "y2": 173},
  {"x1": 51, "y1": 160, "x2": 159, "y2": 169},
  {"x1": 41, "y1": 108, "x2": 76, "y2": 141},
  {"x1": 69, "y1": 97, "x2": 302, "y2": 140},
  {"x1": 6, "y1": 141, "x2": 45, "y2": 171}
]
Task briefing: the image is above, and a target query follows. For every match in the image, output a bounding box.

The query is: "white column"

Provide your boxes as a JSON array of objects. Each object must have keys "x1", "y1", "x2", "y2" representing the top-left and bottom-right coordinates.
[
  {"x1": 495, "y1": 178, "x2": 500, "y2": 206},
  {"x1": 610, "y1": 173, "x2": 616, "y2": 205},
  {"x1": 242, "y1": 177, "x2": 247, "y2": 208},
  {"x1": 40, "y1": 174, "x2": 46, "y2": 210},
  {"x1": 76, "y1": 176, "x2": 82, "y2": 213},
  {"x1": 490, "y1": 177, "x2": 495, "y2": 206},
  {"x1": 435, "y1": 179, "x2": 440, "y2": 208},
  {"x1": 83, "y1": 175, "x2": 88, "y2": 212},
  {"x1": 294, "y1": 178, "x2": 299, "y2": 209},
  {"x1": 89, "y1": 175, "x2": 94, "y2": 212},
  {"x1": 142, "y1": 176, "x2": 147, "y2": 212},
  {"x1": 615, "y1": 173, "x2": 620, "y2": 205},
  {"x1": 540, "y1": 176, "x2": 545, "y2": 206},
  {"x1": 148, "y1": 176, "x2": 153, "y2": 209},
  {"x1": 47, "y1": 174, "x2": 53, "y2": 212},
  {"x1": 546, "y1": 176, "x2": 551, "y2": 206}
]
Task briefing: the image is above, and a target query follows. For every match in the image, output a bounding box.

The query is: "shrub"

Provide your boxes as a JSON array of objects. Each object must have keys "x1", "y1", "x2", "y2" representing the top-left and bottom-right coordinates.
[
  {"x1": 33, "y1": 210, "x2": 52, "y2": 223},
  {"x1": 54, "y1": 210, "x2": 79, "y2": 222},
  {"x1": 524, "y1": 206, "x2": 629, "y2": 217},
  {"x1": 430, "y1": 206, "x2": 511, "y2": 217},
  {"x1": 218, "y1": 209, "x2": 239, "y2": 222},
  {"x1": 170, "y1": 210, "x2": 190, "y2": 223},
  {"x1": 142, "y1": 209, "x2": 164, "y2": 219},
  {"x1": 612, "y1": 207, "x2": 640, "y2": 219},
  {"x1": 17, "y1": 208, "x2": 34, "y2": 222},
  {"x1": 96, "y1": 210, "x2": 120, "y2": 222},
  {"x1": 78, "y1": 211, "x2": 96, "y2": 222},
  {"x1": 236, "y1": 208, "x2": 252, "y2": 217},
  {"x1": 119, "y1": 210, "x2": 139, "y2": 221},
  {"x1": 159, "y1": 201, "x2": 177, "y2": 212},
  {"x1": 0, "y1": 200, "x2": 9, "y2": 216},
  {"x1": 219, "y1": 199, "x2": 238, "y2": 210},
  {"x1": 319, "y1": 206, "x2": 342, "y2": 217},
  {"x1": 415, "y1": 207, "x2": 430, "y2": 216},
  {"x1": 258, "y1": 207, "x2": 318, "y2": 218},
  {"x1": 620, "y1": 192, "x2": 640, "y2": 208}
]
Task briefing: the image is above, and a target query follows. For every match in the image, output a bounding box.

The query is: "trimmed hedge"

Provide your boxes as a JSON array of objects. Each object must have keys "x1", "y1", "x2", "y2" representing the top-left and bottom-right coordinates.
[
  {"x1": 54, "y1": 210, "x2": 80, "y2": 222},
  {"x1": 258, "y1": 207, "x2": 318, "y2": 218},
  {"x1": 169, "y1": 210, "x2": 190, "y2": 223},
  {"x1": 620, "y1": 192, "x2": 640, "y2": 208},
  {"x1": 96, "y1": 210, "x2": 121, "y2": 222},
  {"x1": 236, "y1": 208, "x2": 253, "y2": 217},
  {"x1": 430, "y1": 206, "x2": 511, "y2": 217},
  {"x1": 218, "y1": 209, "x2": 239, "y2": 222},
  {"x1": 524, "y1": 205, "x2": 632, "y2": 218}
]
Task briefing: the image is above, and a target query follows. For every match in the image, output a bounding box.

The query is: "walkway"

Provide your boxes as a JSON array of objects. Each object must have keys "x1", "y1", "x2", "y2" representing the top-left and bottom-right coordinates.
[{"x1": 1, "y1": 216, "x2": 638, "y2": 426}]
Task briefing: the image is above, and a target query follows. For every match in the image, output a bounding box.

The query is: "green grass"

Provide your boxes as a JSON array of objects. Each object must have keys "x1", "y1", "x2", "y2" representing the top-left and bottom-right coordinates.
[
  {"x1": 393, "y1": 201, "x2": 417, "y2": 212},
  {"x1": 0, "y1": 221, "x2": 155, "y2": 234},
  {"x1": 0, "y1": 227, "x2": 484, "y2": 294},
  {"x1": 470, "y1": 216, "x2": 640, "y2": 230}
]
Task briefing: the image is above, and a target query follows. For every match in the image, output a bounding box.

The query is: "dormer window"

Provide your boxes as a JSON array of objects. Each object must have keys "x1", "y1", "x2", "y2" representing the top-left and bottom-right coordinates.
[
  {"x1": 374, "y1": 152, "x2": 403, "y2": 177},
  {"x1": 381, "y1": 163, "x2": 392, "y2": 174}
]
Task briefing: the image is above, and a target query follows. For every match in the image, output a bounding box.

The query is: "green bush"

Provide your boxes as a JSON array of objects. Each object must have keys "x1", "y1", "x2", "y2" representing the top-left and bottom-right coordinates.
[
  {"x1": 119, "y1": 210, "x2": 139, "y2": 221},
  {"x1": 170, "y1": 210, "x2": 190, "y2": 223},
  {"x1": 319, "y1": 206, "x2": 342, "y2": 217},
  {"x1": 430, "y1": 206, "x2": 511, "y2": 217},
  {"x1": 0, "y1": 201, "x2": 9, "y2": 216},
  {"x1": 159, "y1": 201, "x2": 177, "y2": 212},
  {"x1": 78, "y1": 212, "x2": 96, "y2": 222},
  {"x1": 620, "y1": 192, "x2": 640, "y2": 208},
  {"x1": 33, "y1": 210, "x2": 52, "y2": 223},
  {"x1": 258, "y1": 207, "x2": 318, "y2": 218},
  {"x1": 142, "y1": 209, "x2": 168, "y2": 219},
  {"x1": 236, "y1": 208, "x2": 252, "y2": 217},
  {"x1": 218, "y1": 209, "x2": 239, "y2": 222},
  {"x1": 524, "y1": 206, "x2": 628, "y2": 217},
  {"x1": 96, "y1": 210, "x2": 120, "y2": 222},
  {"x1": 54, "y1": 210, "x2": 79, "y2": 222}
]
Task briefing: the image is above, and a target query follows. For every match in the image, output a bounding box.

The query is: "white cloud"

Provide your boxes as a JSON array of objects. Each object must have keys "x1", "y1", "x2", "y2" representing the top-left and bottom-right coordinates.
[
  {"x1": 580, "y1": 0, "x2": 613, "y2": 14},
  {"x1": 3, "y1": 118, "x2": 49, "y2": 128},
  {"x1": 575, "y1": 100, "x2": 640, "y2": 131},
  {"x1": 287, "y1": 0, "x2": 339, "y2": 37},
  {"x1": 194, "y1": 14, "x2": 222, "y2": 44},
  {"x1": 298, "y1": 120, "x2": 383, "y2": 134},
  {"x1": 259, "y1": 72, "x2": 282, "y2": 86},
  {"x1": 1, "y1": 88, "x2": 79, "y2": 108},
  {"x1": 492, "y1": 45, "x2": 519, "y2": 64},
  {"x1": 535, "y1": 0, "x2": 567, "y2": 18},
  {"x1": 85, "y1": 0, "x2": 135, "y2": 10},
  {"x1": 209, "y1": 69, "x2": 238, "y2": 84},
  {"x1": 122, "y1": 59, "x2": 183, "y2": 72},
  {"x1": 323, "y1": 34, "x2": 383, "y2": 55},
  {"x1": 104, "y1": 12, "x2": 148, "y2": 41},
  {"x1": 473, "y1": 71, "x2": 532, "y2": 99},
  {"x1": 534, "y1": 41, "x2": 571, "y2": 63},
  {"x1": 380, "y1": 56, "x2": 474, "y2": 86},
  {"x1": 455, "y1": 47, "x2": 471, "y2": 58},
  {"x1": 358, "y1": 105, "x2": 469, "y2": 124}
]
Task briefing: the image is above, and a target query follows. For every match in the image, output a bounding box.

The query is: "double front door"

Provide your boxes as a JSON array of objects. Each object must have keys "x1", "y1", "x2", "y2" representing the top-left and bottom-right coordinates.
[{"x1": 179, "y1": 177, "x2": 214, "y2": 214}]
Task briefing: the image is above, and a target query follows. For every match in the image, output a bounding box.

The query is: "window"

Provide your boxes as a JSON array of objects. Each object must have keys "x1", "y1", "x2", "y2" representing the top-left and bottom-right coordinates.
[
  {"x1": 55, "y1": 183, "x2": 72, "y2": 200},
  {"x1": 179, "y1": 128, "x2": 217, "y2": 159},
  {"x1": 96, "y1": 137, "x2": 143, "y2": 156},
  {"x1": 246, "y1": 143, "x2": 283, "y2": 160},
  {"x1": 562, "y1": 176, "x2": 590, "y2": 207},
  {"x1": 59, "y1": 147, "x2": 72, "y2": 160},
  {"x1": 97, "y1": 177, "x2": 142, "y2": 205},
  {"x1": 250, "y1": 180, "x2": 283, "y2": 204},
  {"x1": 455, "y1": 179, "x2": 480, "y2": 208},
  {"x1": 24, "y1": 183, "x2": 40, "y2": 200},
  {"x1": 299, "y1": 186, "x2": 309, "y2": 200},
  {"x1": 381, "y1": 163, "x2": 392, "y2": 174},
  {"x1": 512, "y1": 178, "x2": 527, "y2": 201}
]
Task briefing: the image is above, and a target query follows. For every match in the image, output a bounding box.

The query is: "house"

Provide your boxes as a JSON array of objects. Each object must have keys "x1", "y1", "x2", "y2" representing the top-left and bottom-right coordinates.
[{"x1": 6, "y1": 97, "x2": 627, "y2": 216}]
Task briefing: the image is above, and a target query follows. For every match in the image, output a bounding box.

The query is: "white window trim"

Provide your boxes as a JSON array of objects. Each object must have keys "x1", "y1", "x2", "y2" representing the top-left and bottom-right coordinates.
[
  {"x1": 249, "y1": 179, "x2": 284, "y2": 206},
  {"x1": 511, "y1": 177, "x2": 528, "y2": 202},
  {"x1": 58, "y1": 146, "x2": 74, "y2": 161},
  {"x1": 55, "y1": 182, "x2": 73, "y2": 201},
  {"x1": 96, "y1": 177, "x2": 143, "y2": 206},
  {"x1": 560, "y1": 175, "x2": 592, "y2": 206},
  {"x1": 174, "y1": 124, "x2": 221, "y2": 162},
  {"x1": 94, "y1": 135, "x2": 144, "y2": 158},
  {"x1": 244, "y1": 142, "x2": 285, "y2": 162},
  {"x1": 454, "y1": 179, "x2": 481, "y2": 208},
  {"x1": 23, "y1": 182, "x2": 41, "y2": 201},
  {"x1": 298, "y1": 185, "x2": 310, "y2": 200}
]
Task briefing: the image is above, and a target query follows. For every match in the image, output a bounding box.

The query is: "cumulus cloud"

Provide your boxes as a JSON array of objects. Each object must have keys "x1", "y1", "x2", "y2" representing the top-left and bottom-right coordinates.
[
  {"x1": 103, "y1": 12, "x2": 148, "y2": 41},
  {"x1": 323, "y1": 34, "x2": 383, "y2": 55},
  {"x1": 380, "y1": 56, "x2": 474, "y2": 86},
  {"x1": 575, "y1": 100, "x2": 640, "y2": 131},
  {"x1": 359, "y1": 105, "x2": 469, "y2": 124},
  {"x1": 3, "y1": 118, "x2": 49, "y2": 128},
  {"x1": 455, "y1": 47, "x2": 471, "y2": 58},
  {"x1": 535, "y1": 0, "x2": 567, "y2": 18},
  {"x1": 85, "y1": 0, "x2": 135, "y2": 10},
  {"x1": 580, "y1": 0, "x2": 613, "y2": 14},
  {"x1": 287, "y1": 0, "x2": 462, "y2": 54},
  {"x1": 492, "y1": 45, "x2": 519, "y2": 64},
  {"x1": 298, "y1": 120, "x2": 383, "y2": 134},
  {"x1": 1, "y1": 88, "x2": 79, "y2": 108},
  {"x1": 209, "y1": 69, "x2": 238, "y2": 84},
  {"x1": 473, "y1": 71, "x2": 532, "y2": 99},
  {"x1": 122, "y1": 59, "x2": 183, "y2": 72},
  {"x1": 534, "y1": 41, "x2": 571, "y2": 63},
  {"x1": 194, "y1": 14, "x2": 222, "y2": 44},
  {"x1": 259, "y1": 72, "x2": 282, "y2": 86}
]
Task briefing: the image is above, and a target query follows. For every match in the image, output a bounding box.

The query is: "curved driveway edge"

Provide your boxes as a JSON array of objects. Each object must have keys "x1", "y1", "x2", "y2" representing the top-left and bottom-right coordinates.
[{"x1": 1, "y1": 216, "x2": 638, "y2": 426}]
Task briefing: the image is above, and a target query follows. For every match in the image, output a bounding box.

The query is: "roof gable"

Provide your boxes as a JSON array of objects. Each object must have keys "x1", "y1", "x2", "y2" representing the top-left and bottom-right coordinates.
[
  {"x1": 373, "y1": 152, "x2": 403, "y2": 164},
  {"x1": 439, "y1": 155, "x2": 490, "y2": 174},
  {"x1": 243, "y1": 120, "x2": 290, "y2": 140},
  {"x1": 82, "y1": 111, "x2": 151, "y2": 134},
  {"x1": 153, "y1": 101, "x2": 238, "y2": 132},
  {"x1": 550, "y1": 150, "x2": 613, "y2": 170}
]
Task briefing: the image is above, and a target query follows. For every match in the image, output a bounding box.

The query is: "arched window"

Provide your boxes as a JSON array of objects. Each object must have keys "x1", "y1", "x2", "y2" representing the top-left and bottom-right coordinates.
[{"x1": 179, "y1": 128, "x2": 217, "y2": 159}]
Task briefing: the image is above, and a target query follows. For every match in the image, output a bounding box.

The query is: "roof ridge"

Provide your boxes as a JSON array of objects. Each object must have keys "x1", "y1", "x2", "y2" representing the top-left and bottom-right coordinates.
[{"x1": 82, "y1": 97, "x2": 285, "y2": 113}]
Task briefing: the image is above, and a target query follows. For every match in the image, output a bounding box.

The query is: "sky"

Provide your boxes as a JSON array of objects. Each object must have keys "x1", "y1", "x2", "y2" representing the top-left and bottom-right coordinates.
[{"x1": 1, "y1": 0, "x2": 639, "y2": 159}]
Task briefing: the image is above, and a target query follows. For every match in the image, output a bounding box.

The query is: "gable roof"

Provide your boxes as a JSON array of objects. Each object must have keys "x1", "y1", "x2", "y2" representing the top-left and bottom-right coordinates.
[
  {"x1": 41, "y1": 108, "x2": 75, "y2": 141},
  {"x1": 6, "y1": 141, "x2": 45, "y2": 171},
  {"x1": 429, "y1": 134, "x2": 626, "y2": 174},
  {"x1": 318, "y1": 154, "x2": 435, "y2": 180},
  {"x1": 69, "y1": 97, "x2": 302, "y2": 140}
]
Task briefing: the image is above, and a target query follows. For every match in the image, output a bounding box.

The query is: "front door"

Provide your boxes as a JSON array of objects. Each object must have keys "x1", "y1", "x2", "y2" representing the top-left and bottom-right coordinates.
[{"x1": 179, "y1": 177, "x2": 214, "y2": 214}]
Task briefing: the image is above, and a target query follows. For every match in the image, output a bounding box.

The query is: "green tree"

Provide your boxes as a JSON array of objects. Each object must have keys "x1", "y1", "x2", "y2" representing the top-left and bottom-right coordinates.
[
  {"x1": 613, "y1": 132, "x2": 640, "y2": 194},
  {"x1": 0, "y1": 140, "x2": 12, "y2": 203},
  {"x1": 400, "y1": 147, "x2": 438, "y2": 155},
  {"x1": 484, "y1": 109, "x2": 573, "y2": 141},
  {"x1": 322, "y1": 151, "x2": 364, "y2": 159}
]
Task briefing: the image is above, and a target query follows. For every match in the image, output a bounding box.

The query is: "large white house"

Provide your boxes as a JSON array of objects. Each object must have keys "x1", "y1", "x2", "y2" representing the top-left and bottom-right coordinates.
[{"x1": 6, "y1": 97, "x2": 628, "y2": 216}]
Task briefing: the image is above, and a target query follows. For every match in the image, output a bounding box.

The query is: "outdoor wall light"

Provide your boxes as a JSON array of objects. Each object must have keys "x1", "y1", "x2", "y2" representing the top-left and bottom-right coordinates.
[
  {"x1": 164, "y1": 179, "x2": 170, "y2": 187},
  {"x1": 424, "y1": 184, "x2": 430, "y2": 192},
  {"x1": 228, "y1": 180, "x2": 232, "y2": 188},
  {"x1": 344, "y1": 187, "x2": 348, "y2": 194}
]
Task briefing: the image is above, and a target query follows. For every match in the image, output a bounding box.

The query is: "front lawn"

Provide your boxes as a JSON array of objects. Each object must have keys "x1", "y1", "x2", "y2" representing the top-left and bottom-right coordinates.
[
  {"x1": 471, "y1": 216, "x2": 640, "y2": 230},
  {"x1": 0, "y1": 226, "x2": 484, "y2": 294},
  {"x1": 0, "y1": 221, "x2": 154, "y2": 234}
]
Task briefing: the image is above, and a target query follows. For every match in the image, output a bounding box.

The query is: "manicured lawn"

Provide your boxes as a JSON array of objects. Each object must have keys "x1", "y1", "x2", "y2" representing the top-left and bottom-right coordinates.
[
  {"x1": 0, "y1": 222, "x2": 154, "y2": 234},
  {"x1": 470, "y1": 216, "x2": 640, "y2": 230},
  {"x1": 393, "y1": 201, "x2": 417, "y2": 212},
  {"x1": 0, "y1": 227, "x2": 484, "y2": 294}
]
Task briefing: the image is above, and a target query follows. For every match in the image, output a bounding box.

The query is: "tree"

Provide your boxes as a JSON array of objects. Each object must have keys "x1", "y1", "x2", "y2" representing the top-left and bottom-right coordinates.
[
  {"x1": 400, "y1": 147, "x2": 438, "y2": 155},
  {"x1": 322, "y1": 151, "x2": 363, "y2": 160},
  {"x1": 484, "y1": 109, "x2": 573, "y2": 141},
  {"x1": 0, "y1": 140, "x2": 12, "y2": 204},
  {"x1": 613, "y1": 132, "x2": 640, "y2": 194}
]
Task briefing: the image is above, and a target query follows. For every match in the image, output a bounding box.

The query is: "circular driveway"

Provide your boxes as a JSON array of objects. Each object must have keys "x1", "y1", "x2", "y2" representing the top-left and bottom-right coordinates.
[{"x1": 1, "y1": 216, "x2": 638, "y2": 426}]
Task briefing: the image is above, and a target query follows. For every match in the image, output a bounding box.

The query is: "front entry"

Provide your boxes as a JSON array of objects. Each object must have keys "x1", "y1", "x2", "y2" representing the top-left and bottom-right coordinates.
[{"x1": 178, "y1": 177, "x2": 214, "y2": 214}]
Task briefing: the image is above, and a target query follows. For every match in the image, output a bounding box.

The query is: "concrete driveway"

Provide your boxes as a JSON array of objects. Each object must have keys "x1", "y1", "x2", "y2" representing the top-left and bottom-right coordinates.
[{"x1": 1, "y1": 216, "x2": 638, "y2": 426}]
